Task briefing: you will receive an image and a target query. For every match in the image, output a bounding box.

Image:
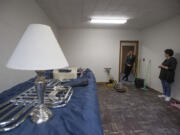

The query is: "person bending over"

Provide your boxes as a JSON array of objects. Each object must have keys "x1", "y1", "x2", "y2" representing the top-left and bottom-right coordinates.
[
  {"x1": 122, "y1": 50, "x2": 136, "y2": 81},
  {"x1": 158, "y1": 49, "x2": 177, "y2": 102}
]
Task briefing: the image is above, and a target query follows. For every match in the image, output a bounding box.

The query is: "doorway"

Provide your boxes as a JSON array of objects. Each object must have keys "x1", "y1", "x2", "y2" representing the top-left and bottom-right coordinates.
[{"x1": 119, "y1": 41, "x2": 139, "y2": 82}]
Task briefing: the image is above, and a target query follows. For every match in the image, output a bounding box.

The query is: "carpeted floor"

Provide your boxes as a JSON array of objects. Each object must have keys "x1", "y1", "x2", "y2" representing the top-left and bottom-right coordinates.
[{"x1": 97, "y1": 84, "x2": 180, "y2": 135}]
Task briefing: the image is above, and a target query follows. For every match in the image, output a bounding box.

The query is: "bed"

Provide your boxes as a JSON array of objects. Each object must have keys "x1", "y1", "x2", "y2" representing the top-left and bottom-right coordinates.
[{"x1": 0, "y1": 69, "x2": 104, "y2": 135}]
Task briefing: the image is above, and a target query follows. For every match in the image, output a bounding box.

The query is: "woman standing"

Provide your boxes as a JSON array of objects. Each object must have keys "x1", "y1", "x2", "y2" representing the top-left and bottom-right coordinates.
[
  {"x1": 158, "y1": 49, "x2": 177, "y2": 101},
  {"x1": 122, "y1": 50, "x2": 136, "y2": 81}
]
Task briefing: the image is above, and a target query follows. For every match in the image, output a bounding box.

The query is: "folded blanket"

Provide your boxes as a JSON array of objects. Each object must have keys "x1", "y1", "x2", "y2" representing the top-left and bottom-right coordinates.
[
  {"x1": 63, "y1": 77, "x2": 88, "y2": 88},
  {"x1": 69, "y1": 80, "x2": 88, "y2": 87}
]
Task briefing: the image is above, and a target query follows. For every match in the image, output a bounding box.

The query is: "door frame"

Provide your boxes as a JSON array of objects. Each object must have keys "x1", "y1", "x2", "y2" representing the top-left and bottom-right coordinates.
[{"x1": 118, "y1": 40, "x2": 139, "y2": 82}]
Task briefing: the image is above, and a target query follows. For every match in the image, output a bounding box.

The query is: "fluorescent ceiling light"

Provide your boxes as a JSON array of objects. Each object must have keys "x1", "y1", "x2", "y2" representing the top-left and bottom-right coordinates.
[{"x1": 90, "y1": 18, "x2": 127, "y2": 24}]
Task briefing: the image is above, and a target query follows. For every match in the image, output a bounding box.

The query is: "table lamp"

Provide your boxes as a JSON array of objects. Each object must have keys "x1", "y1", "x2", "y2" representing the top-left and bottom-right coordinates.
[{"x1": 6, "y1": 24, "x2": 69, "y2": 124}]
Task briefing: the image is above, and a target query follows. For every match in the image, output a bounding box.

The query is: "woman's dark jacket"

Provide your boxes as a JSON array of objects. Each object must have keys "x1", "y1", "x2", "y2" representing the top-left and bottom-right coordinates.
[
  {"x1": 159, "y1": 57, "x2": 177, "y2": 83},
  {"x1": 126, "y1": 55, "x2": 136, "y2": 67}
]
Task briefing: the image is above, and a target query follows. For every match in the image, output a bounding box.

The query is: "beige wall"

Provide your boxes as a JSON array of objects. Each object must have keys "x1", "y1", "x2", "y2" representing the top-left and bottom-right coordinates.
[
  {"x1": 139, "y1": 15, "x2": 180, "y2": 100},
  {"x1": 59, "y1": 28, "x2": 140, "y2": 82},
  {"x1": 0, "y1": 0, "x2": 58, "y2": 92}
]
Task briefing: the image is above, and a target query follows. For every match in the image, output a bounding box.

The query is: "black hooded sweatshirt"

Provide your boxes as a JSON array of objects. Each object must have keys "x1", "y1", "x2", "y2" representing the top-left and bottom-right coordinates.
[{"x1": 159, "y1": 57, "x2": 177, "y2": 83}]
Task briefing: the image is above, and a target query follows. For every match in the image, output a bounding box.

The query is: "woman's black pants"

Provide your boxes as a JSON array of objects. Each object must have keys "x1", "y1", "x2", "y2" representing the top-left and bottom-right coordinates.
[{"x1": 123, "y1": 65, "x2": 132, "y2": 80}]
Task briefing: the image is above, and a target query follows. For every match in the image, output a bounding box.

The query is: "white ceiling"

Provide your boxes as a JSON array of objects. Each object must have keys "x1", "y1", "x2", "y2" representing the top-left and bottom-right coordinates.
[{"x1": 36, "y1": 0, "x2": 180, "y2": 29}]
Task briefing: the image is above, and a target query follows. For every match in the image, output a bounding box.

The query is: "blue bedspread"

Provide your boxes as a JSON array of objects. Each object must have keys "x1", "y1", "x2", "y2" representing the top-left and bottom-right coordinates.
[{"x1": 0, "y1": 69, "x2": 104, "y2": 135}]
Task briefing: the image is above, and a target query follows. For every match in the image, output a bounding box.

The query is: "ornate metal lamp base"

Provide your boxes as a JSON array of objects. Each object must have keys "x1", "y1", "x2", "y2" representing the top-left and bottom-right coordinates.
[
  {"x1": 29, "y1": 71, "x2": 53, "y2": 124},
  {"x1": 30, "y1": 104, "x2": 52, "y2": 124}
]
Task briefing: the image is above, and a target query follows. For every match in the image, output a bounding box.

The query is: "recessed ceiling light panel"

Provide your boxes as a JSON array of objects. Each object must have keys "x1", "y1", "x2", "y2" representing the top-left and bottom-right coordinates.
[{"x1": 90, "y1": 18, "x2": 127, "y2": 24}]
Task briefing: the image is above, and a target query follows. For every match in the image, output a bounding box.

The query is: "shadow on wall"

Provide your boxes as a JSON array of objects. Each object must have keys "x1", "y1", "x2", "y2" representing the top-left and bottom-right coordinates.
[
  {"x1": 174, "y1": 53, "x2": 180, "y2": 82},
  {"x1": 172, "y1": 53, "x2": 180, "y2": 100}
]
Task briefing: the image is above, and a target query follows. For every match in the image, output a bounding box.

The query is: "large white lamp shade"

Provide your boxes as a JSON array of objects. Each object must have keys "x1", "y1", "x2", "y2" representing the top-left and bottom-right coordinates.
[{"x1": 7, "y1": 24, "x2": 69, "y2": 70}]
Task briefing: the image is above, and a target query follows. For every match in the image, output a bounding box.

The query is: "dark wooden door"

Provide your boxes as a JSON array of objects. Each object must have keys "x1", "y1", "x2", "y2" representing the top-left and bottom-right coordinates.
[{"x1": 119, "y1": 41, "x2": 139, "y2": 82}]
